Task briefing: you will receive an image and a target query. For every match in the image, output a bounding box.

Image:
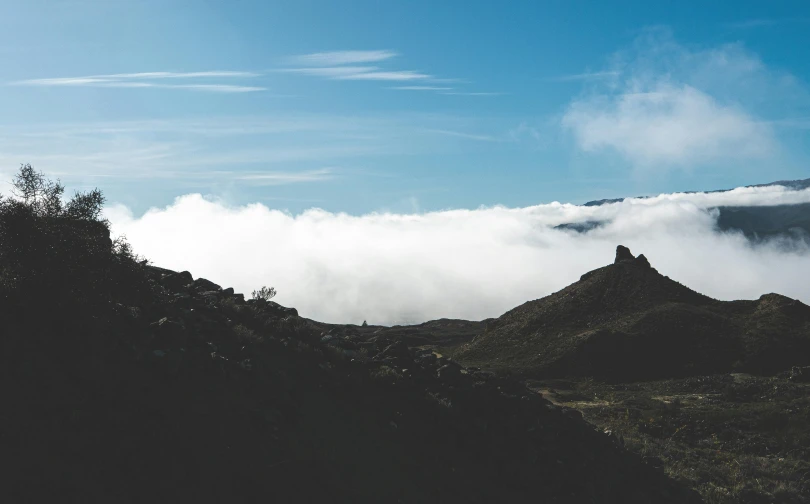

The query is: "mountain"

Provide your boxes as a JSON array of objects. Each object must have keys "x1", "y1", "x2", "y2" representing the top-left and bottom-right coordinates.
[
  {"x1": 456, "y1": 246, "x2": 810, "y2": 382},
  {"x1": 558, "y1": 178, "x2": 810, "y2": 242}
]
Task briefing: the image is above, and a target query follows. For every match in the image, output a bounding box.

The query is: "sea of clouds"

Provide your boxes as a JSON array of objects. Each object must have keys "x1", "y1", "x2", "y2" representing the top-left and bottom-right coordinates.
[{"x1": 104, "y1": 184, "x2": 810, "y2": 325}]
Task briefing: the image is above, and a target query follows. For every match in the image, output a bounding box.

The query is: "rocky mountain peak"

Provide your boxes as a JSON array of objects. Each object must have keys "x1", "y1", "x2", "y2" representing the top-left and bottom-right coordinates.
[{"x1": 614, "y1": 245, "x2": 635, "y2": 264}]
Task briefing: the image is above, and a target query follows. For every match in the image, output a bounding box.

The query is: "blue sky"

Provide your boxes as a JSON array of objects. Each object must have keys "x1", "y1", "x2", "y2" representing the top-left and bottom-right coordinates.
[{"x1": 2, "y1": 0, "x2": 810, "y2": 215}]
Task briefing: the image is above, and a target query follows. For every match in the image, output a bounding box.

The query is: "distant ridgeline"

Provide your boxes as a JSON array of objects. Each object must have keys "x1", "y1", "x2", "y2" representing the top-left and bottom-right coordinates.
[{"x1": 556, "y1": 178, "x2": 810, "y2": 242}]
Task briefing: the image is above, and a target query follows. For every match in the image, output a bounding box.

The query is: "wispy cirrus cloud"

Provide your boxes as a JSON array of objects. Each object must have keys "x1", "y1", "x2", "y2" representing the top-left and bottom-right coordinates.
[
  {"x1": 98, "y1": 83, "x2": 265, "y2": 93},
  {"x1": 725, "y1": 18, "x2": 810, "y2": 29},
  {"x1": 98, "y1": 71, "x2": 260, "y2": 79},
  {"x1": 232, "y1": 168, "x2": 335, "y2": 185},
  {"x1": 11, "y1": 71, "x2": 265, "y2": 92},
  {"x1": 390, "y1": 86, "x2": 454, "y2": 91},
  {"x1": 280, "y1": 48, "x2": 499, "y2": 94},
  {"x1": 279, "y1": 66, "x2": 379, "y2": 78},
  {"x1": 544, "y1": 71, "x2": 620, "y2": 82},
  {"x1": 158, "y1": 84, "x2": 265, "y2": 93},
  {"x1": 280, "y1": 66, "x2": 430, "y2": 81},
  {"x1": 440, "y1": 92, "x2": 503, "y2": 96},
  {"x1": 286, "y1": 50, "x2": 398, "y2": 66},
  {"x1": 421, "y1": 129, "x2": 502, "y2": 142},
  {"x1": 335, "y1": 70, "x2": 431, "y2": 81},
  {"x1": 726, "y1": 19, "x2": 779, "y2": 29}
]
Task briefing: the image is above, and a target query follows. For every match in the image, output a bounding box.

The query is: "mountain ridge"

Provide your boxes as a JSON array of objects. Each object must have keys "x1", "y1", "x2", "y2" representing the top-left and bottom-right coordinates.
[
  {"x1": 562, "y1": 178, "x2": 810, "y2": 243},
  {"x1": 455, "y1": 245, "x2": 810, "y2": 381}
]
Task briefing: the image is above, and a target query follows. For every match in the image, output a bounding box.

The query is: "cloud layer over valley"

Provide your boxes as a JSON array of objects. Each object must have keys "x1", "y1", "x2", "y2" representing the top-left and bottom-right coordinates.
[{"x1": 105, "y1": 183, "x2": 810, "y2": 325}]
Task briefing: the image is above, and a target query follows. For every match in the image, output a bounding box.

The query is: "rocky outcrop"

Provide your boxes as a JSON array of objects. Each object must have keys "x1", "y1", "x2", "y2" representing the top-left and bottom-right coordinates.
[
  {"x1": 634, "y1": 254, "x2": 651, "y2": 269},
  {"x1": 614, "y1": 245, "x2": 635, "y2": 264}
]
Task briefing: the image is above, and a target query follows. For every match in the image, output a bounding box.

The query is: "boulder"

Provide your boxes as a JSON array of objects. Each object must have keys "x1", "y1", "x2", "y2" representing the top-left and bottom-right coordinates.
[
  {"x1": 192, "y1": 277, "x2": 221, "y2": 292},
  {"x1": 264, "y1": 301, "x2": 298, "y2": 318},
  {"x1": 161, "y1": 271, "x2": 193, "y2": 292}
]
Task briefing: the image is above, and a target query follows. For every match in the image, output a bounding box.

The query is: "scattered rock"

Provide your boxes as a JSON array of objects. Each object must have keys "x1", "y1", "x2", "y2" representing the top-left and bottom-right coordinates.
[
  {"x1": 160, "y1": 271, "x2": 194, "y2": 292},
  {"x1": 263, "y1": 301, "x2": 298, "y2": 318},
  {"x1": 192, "y1": 277, "x2": 221, "y2": 292}
]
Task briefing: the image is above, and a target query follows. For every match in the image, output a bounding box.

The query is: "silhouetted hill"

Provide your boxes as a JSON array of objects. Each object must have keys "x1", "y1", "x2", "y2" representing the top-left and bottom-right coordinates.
[
  {"x1": 457, "y1": 246, "x2": 810, "y2": 381},
  {"x1": 0, "y1": 168, "x2": 700, "y2": 504}
]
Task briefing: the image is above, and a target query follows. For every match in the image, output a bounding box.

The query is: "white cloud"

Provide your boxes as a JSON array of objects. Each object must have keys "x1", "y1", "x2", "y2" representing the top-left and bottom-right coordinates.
[
  {"x1": 440, "y1": 92, "x2": 503, "y2": 96},
  {"x1": 280, "y1": 66, "x2": 379, "y2": 78},
  {"x1": 105, "y1": 184, "x2": 810, "y2": 326},
  {"x1": 390, "y1": 86, "x2": 453, "y2": 91},
  {"x1": 100, "y1": 71, "x2": 260, "y2": 79},
  {"x1": 286, "y1": 50, "x2": 398, "y2": 66},
  {"x1": 421, "y1": 129, "x2": 501, "y2": 142},
  {"x1": 156, "y1": 84, "x2": 265, "y2": 93},
  {"x1": 281, "y1": 66, "x2": 432, "y2": 82},
  {"x1": 280, "y1": 50, "x2": 481, "y2": 87},
  {"x1": 335, "y1": 71, "x2": 431, "y2": 81},
  {"x1": 232, "y1": 168, "x2": 335, "y2": 185},
  {"x1": 563, "y1": 83, "x2": 773, "y2": 165},
  {"x1": 16, "y1": 77, "x2": 113, "y2": 86},
  {"x1": 562, "y1": 30, "x2": 787, "y2": 168},
  {"x1": 11, "y1": 71, "x2": 263, "y2": 92},
  {"x1": 545, "y1": 71, "x2": 620, "y2": 82}
]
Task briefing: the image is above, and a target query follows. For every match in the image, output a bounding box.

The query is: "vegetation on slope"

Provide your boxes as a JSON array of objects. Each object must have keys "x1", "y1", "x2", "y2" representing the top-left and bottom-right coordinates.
[{"x1": 525, "y1": 375, "x2": 810, "y2": 504}]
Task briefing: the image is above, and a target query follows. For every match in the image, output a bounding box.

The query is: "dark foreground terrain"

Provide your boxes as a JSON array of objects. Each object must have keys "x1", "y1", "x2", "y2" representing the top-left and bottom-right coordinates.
[
  {"x1": 0, "y1": 167, "x2": 699, "y2": 503},
  {"x1": 0, "y1": 269, "x2": 700, "y2": 503},
  {"x1": 523, "y1": 374, "x2": 810, "y2": 504}
]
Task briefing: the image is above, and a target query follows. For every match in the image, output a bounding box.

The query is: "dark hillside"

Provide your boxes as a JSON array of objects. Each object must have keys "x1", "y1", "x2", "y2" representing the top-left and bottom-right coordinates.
[
  {"x1": 0, "y1": 167, "x2": 701, "y2": 503},
  {"x1": 457, "y1": 246, "x2": 810, "y2": 381}
]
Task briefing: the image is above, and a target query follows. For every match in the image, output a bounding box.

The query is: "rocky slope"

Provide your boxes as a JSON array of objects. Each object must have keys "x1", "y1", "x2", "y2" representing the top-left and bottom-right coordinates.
[
  {"x1": 0, "y1": 262, "x2": 702, "y2": 503},
  {"x1": 456, "y1": 246, "x2": 810, "y2": 381}
]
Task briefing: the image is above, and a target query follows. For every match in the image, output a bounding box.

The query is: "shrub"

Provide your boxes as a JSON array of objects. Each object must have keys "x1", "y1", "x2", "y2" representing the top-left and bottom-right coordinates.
[
  {"x1": 251, "y1": 286, "x2": 277, "y2": 301},
  {"x1": 0, "y1": 164, "x2": 152, "y2": 311}
]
